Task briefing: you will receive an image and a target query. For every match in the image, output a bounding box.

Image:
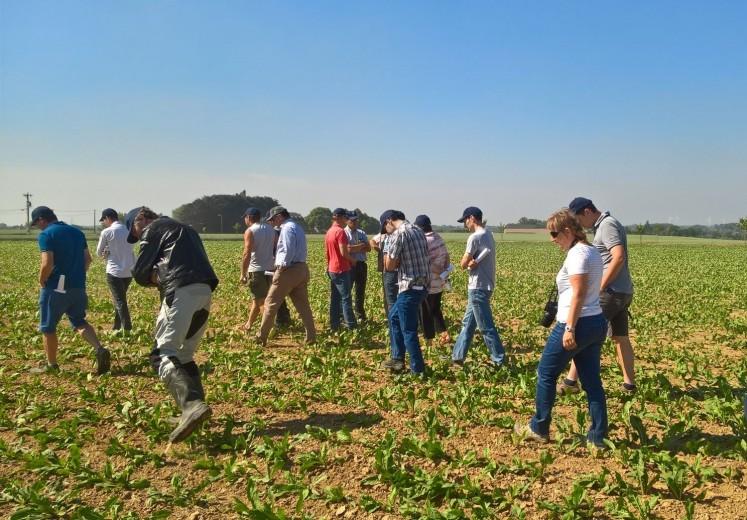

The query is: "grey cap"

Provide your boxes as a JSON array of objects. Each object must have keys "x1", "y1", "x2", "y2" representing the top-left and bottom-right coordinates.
[{"x1": 265, "y1": 206, "x2": 287, "y2": 222}]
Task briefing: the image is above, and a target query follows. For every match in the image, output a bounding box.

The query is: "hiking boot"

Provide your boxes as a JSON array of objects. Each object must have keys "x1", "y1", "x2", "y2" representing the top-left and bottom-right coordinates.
[
  {"x1": 29, "y1": 362, "x2": 60, "y2": 374},
  {"x1": 514, "y1": 422, "x2": 550, "y2": 444},
  {"x1": 621, "y1": 382, "x2": 637, "y2": 394},
  {"x1": 96, "y1": 347, "x2": 111, "y2": 375},
  {"x1": 380, "y1": 358, "x2": 405, "y2": 372},
  {"x1": 556, "y1": 378, "x2": 581, "y2": 395}
]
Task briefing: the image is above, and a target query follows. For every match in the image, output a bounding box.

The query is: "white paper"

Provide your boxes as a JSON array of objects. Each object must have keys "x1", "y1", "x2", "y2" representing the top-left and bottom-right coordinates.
[
  {"x1": 474, "y1": 248, "x2": 491, "y2": 263},
  {"x1": 54, "y1": 274, "x2": 66, "y2": 294},
  {"x1": 439, "y1": 263, "x2": 454, "y2": 280},
  {"x1": 264, "y1": 270, "x2": 275, "y2": 276}
]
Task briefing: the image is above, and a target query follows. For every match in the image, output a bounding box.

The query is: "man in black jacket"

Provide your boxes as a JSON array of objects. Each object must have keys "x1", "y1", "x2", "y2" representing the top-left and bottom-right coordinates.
[{"x1": 125, "y1": 207, "x2": 219, "y2": 443}]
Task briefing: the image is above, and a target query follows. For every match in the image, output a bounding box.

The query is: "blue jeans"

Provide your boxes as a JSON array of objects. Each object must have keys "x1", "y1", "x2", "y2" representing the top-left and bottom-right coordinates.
[
  {"x1": 388, "y1": 287, "x2": 427, "y2": 373},
  {"x1": 452, "y1": 289, "x2": 505, "y2": 365},
  {"x1": 382, "y1": 271, "x2": 399, "y2": 318},
  {"x1": 329, "y1": 271, "x2": 356, "y2": 330},
  {"x1": 531, "y1": 314, "x2": 608, "y2": 445}
]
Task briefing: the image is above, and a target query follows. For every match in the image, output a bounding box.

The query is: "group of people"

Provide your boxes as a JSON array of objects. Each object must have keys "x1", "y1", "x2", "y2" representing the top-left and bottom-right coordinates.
[{"x1": 29, "y1": 196, "x2": 636, "y2": 447}]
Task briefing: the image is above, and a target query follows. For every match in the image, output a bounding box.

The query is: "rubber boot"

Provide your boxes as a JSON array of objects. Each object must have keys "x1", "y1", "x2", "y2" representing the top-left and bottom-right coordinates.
[{"x1": 163, "y1": 366, "x2": 212, "y2": 442}]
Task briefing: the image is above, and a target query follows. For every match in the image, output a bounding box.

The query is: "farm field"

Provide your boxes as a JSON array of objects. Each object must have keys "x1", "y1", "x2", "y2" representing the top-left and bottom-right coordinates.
[{"x1": 0, "y1": 237, "x2": 745, "y2": 519}]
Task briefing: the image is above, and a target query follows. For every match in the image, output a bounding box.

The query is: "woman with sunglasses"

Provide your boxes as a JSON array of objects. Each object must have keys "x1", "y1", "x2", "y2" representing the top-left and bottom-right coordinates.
[{"x1": 515, "y1": 209, "x2": 608, "y2": 448}]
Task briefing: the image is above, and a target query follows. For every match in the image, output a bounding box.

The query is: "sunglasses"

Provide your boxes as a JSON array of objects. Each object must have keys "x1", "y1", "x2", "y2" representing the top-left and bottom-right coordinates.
[{"x1": 549, "y1": 230, "x2": 560, "y2": 238}]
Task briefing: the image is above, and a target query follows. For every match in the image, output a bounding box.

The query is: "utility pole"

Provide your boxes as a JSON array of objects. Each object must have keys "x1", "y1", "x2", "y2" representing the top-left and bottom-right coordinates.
[
  {"x1": 93, "y1": 210, "x2": 97, "y2": 232},
  {"x1": 23, "y1": 193, "x2": 32, "y2": 231}
]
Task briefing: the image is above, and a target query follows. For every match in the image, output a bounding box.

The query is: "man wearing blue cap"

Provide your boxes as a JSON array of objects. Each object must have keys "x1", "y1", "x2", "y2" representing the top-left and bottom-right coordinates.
[
  {"x1": 558, "y1": 197, "x2": 636, "y2": 394},
  {"x1": 379, "y1": 210, "x2": 430, "y2": 375},
  {"x1": 30, "y1": 206, "x2": 111, "y2": 375},
  {"x1": 345, "y1": 211, "x2": 371, "y2": 322},
  {"x1": 96, "y1": 208, "x2": 136, "y2": 331},
  {"x1": 125, "y1": 206, "x2": 219, "y2": 443},
  {"x1": 451, "y1": 207, "x2": 506, "y2": 368},
  {"x1": 240, "y1": 207, "x2": 276, "y2": 332},
  {"x1": 325, "y1": 208, "x2": 357, "y2": 330}
]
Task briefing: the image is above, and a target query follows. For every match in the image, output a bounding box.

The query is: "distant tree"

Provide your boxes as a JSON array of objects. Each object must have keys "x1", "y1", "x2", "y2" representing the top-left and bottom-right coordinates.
[
  {"x1": 635, "y1": 224, "x2": 645, "y2": 245},
  {"x1": 305, "y1": 207, "x2": 333, "y2": 233},
  {"x1": 232, "y1": 222, "x2": 241, "y2": 234},
  {"x1": 740, "y1": 217, "x2": 747, "y2": 243},
  {"x1": 172, "y1": 192, "x2": 278, "y2": 233},
  {"x1": 289, "y1": 212, "x2": 309, "y2": 233},
  {"x1": 349, "y1": 208, "x2": 380, "y2": 234}
]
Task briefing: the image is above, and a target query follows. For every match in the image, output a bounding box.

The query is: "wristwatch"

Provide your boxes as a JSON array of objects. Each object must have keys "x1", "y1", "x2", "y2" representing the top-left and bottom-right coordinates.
[{"x1": 564, "y1": 325, "x2": 575, "y2": 333}]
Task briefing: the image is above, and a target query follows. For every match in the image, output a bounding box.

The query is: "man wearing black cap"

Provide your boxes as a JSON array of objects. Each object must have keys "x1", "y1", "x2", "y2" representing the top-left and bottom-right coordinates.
[
  {"x1": 451, "y1": 207, "x2": 505, "y2": 368},
  {"x1": 125, "y1": 206, "x2": 219, "y2": 443},
  {"x1": 559, "y1": 197, "x2": 636, "y2": 394},
  {"x1": 378, "y1": 210, "x2": 430, "y2": 375},
  {"x1": 96, "y1": 208, "x2": 136, "y2": 331},
  {"x1": 257, "y1": 206, "x2": 317, "y2": 346},
  {"x1": 325, "y1": 208, "x2": 357, "y2": 331},
  {"x1": 240, "y1": 207, "x2": 276, "y2": 332},
  {"x1": 30, "y1": 206, "x2": 111, "y2": 375}
]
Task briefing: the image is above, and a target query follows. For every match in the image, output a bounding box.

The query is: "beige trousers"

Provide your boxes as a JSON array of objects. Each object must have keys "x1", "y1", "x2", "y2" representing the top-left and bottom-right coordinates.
[{"x1": 258, "y1": 263, "x2": 316, "y2": 344}]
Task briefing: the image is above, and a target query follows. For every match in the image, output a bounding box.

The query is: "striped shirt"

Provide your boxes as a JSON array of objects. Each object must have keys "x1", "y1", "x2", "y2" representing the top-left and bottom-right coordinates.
[
  {"x1": 556, "y1": 242, "x2": 604, "y2": 322},
  {"x1": 424, "y1": 231, "x2": 449, "y2": 294},
  {"x1": 387, "y1": 221, "x2": 430, "y2": 293}
]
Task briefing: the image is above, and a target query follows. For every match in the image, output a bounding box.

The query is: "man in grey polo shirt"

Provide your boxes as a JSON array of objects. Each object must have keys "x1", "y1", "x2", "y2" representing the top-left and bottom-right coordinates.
[{"x1": 558, "y1": 197, "x2": 636, "y2": 394}]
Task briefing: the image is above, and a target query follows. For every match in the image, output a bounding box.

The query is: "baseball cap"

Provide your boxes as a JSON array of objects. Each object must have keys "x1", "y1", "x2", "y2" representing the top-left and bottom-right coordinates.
[
  {"x1": 265, "y1": 206, "x2": 287, "y2": 222},
  {"x1": 243, "y1": 207, "x2": 261, "y2": 218},
  {"x1": 99, "y1": 208, "x2": 118, "y2": 222},
  {"x1": 568, "y1": 197, "x2": 594, "y2": 215},
  {"x1": 347, "y1": 211, "x2": 359, "y2": 220},
  {"x1": 414, "y1": 214, "x2": 432, "y2": 230},
  {"x1": 124, "y1": 207, "x2": 144, "y2": 244},
  {"x1": 332, "y1": 208, "x2": 348, "y2": 217},
  {"x1": 30, "y1": 206, "x2": 56, "y2": 225},
  {"x1": 457, "y1": 206, "x2": 482, "y2": 223}
]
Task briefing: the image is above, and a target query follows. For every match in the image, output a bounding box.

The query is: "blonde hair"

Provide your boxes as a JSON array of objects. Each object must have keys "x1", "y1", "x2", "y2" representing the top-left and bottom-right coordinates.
[{"x1": 546, "y1": 208, "x2": 587, "y2": 243}]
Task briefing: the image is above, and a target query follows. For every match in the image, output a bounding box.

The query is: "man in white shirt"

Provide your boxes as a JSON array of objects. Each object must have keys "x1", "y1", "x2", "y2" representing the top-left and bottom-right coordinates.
[{"x1": 96, "y1": 208, "x2": 136, "y2": 331}]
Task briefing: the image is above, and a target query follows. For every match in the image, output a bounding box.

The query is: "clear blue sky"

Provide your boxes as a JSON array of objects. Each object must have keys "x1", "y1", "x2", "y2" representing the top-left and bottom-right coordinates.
[{"x1": 1, "y1": 0, "x2": 745, "y2": 226}]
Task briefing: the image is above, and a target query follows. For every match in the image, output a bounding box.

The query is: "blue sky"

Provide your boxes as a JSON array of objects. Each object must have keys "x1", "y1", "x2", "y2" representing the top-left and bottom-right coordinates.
[{"x1": 1, "y1": 0, "x2": 745, "y2": 226}]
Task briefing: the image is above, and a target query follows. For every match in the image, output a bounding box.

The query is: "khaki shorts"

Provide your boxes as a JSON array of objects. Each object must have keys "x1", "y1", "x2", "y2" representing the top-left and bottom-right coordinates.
[
  {"x1": 599, "y1": 291, "x2": 633, "y2": 337},
  {"x1": 248, "y1": 271, "x2": 272, "y2": 300}
]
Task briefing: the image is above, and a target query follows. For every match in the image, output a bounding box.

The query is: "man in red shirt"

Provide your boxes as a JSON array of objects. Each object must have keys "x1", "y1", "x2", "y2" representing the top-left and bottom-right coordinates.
[{"x1": 325, "y1": 208, "x2": 357, "y2": 330}]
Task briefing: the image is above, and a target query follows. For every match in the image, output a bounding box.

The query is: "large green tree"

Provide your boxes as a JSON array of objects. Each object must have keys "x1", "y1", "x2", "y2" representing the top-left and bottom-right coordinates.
[
  {"x1": 305, "y1": 207, "x2": 333, "y2": 234},
  {"x1": 172, "y1": 191, "x2": 278, "y2": 233}
]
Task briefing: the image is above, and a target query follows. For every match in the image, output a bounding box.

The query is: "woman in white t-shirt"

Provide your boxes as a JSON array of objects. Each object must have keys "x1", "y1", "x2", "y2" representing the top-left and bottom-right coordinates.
[{"x1": 515, "y1": 209, "x2": 609, "y2": 448}]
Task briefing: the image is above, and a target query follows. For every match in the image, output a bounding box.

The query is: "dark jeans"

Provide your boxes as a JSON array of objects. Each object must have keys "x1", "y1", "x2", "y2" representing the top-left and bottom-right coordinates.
[
  {"x1": 351, "y1": 262, "x2": 368, "y2": 321},
  {"x1": 382, "y1": 271, "x2": 399, "y2": 320},
  {"x1": 531, "y1": 314, "x2": 608, "y2": 445},
  {"x1": 276, "y1": 299, "x2": 291, "y2": 327},
  {"x1": 389, "y1": 287, "x2": 427, "y2": 374},
  {"x1": 106, "y1": 274, "x2": 132, "y2": 330},
  {"x1": 419, "y1": 291, "x2": 447, "y2": 340},
  {"x1": 329, "y1": 271, "x2": 356, "y2": 330}
]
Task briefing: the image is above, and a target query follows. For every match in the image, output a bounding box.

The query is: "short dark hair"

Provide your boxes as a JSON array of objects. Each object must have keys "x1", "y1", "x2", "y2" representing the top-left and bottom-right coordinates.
[{"x1": 390, "y1": 210, "x2": 406, "y2": 221}]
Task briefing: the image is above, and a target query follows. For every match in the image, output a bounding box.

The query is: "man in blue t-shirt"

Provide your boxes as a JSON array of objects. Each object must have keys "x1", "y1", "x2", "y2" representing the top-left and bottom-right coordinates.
[{"x1": 31, "y1": 206, "x2": 110, "y2": 375}]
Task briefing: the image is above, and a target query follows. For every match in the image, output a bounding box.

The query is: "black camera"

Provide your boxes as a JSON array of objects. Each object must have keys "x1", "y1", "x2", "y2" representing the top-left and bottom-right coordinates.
[{"x1": 539, "y1": 287, "x2": 558, "y2": 328}]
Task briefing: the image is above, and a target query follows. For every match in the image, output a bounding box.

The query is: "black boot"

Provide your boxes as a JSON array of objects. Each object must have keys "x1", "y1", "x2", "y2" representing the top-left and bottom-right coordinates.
[{"x1": 163, "y1": 364, "x2": 212, "y2": 442}]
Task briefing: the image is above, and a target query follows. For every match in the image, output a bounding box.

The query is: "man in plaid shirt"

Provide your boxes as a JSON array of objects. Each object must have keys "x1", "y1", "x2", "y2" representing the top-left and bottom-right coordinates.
[{"x1": 379, "y1": 210, "x2": 430, "y2": 375}]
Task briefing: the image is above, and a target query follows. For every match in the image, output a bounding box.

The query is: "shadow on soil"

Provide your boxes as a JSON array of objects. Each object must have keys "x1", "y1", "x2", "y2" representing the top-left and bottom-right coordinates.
[{"x1": 260, "y1": 411, "x2": 384, "y2": 437}]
